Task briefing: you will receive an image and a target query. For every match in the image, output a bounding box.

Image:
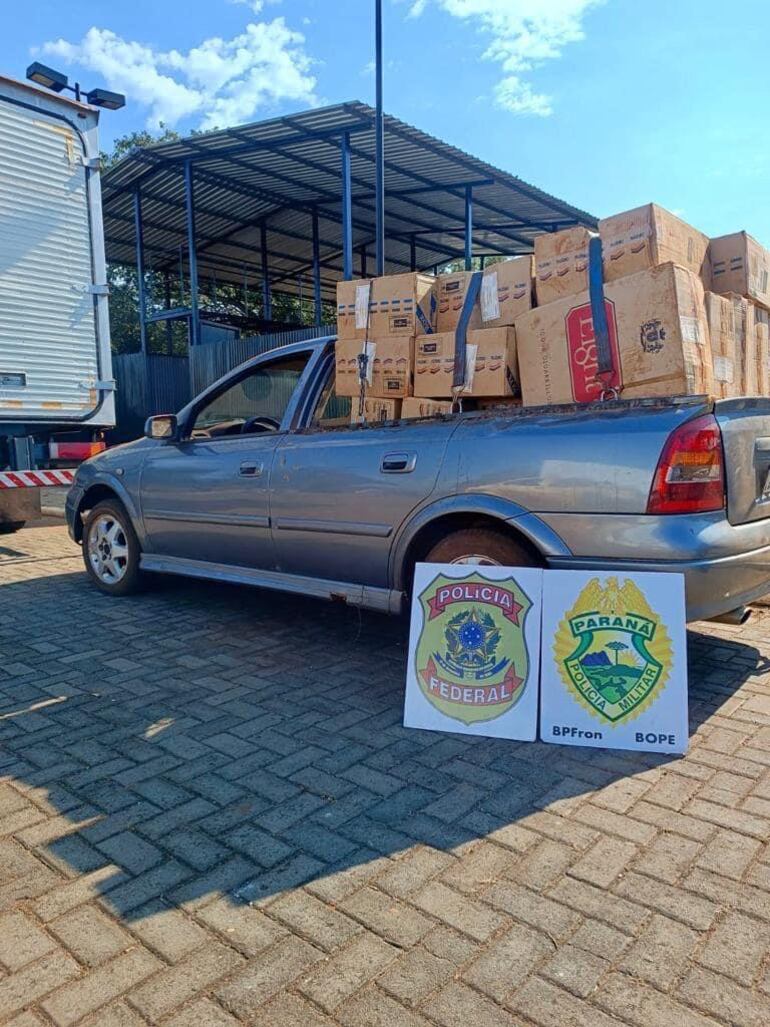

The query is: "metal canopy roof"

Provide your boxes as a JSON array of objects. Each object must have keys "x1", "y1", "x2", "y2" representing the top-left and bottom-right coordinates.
[{"x1": 102, "y1": 100, "x2": 596, "y2": 302}]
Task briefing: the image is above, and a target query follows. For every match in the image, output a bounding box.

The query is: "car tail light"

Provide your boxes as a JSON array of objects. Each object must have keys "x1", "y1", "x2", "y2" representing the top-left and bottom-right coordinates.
[{"x1": 647, "y1": 413, "x2": 725, "y2": 515}]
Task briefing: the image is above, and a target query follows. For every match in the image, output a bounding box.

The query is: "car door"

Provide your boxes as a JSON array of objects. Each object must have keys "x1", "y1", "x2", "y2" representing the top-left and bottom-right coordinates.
[
  {"x1": 270, "y1": 352, "x2": 455, "y2": 588},
  {"x1": 140, "y1": 349, "x2": 313, "y2": 569}
]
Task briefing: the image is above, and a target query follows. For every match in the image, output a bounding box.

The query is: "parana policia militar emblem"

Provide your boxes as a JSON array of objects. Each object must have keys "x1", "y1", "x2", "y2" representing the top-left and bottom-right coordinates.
[
  {"x1": 553, "y1": 576, "x2": 672, "y2": 725},
  {"x1": 415, "y1": 572, "x2": 533, "y2": 725}
]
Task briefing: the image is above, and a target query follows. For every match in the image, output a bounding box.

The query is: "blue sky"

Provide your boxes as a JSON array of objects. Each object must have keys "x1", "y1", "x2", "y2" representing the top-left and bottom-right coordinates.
[{"x1": 4, "y1": 0, "x2": 770, "y2": 244}]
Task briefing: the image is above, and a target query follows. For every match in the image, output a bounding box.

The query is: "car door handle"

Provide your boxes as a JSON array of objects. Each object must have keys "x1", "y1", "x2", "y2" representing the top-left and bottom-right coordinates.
[
  {"x1": 239, "y1": 461, "x2": 264, "y2": 477},
  {"x1": 381, "y1": 452, "x2": 416, "y2": 473}
]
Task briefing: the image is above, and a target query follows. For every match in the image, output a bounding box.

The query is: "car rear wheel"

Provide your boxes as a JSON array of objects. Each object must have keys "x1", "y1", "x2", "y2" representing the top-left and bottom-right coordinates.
[
  {"x1": 83, "y1": 499, "x2": 144, "y2": 596},
  {"x1": 424, "y1": 527, "x2": 540, "y2": 567}
]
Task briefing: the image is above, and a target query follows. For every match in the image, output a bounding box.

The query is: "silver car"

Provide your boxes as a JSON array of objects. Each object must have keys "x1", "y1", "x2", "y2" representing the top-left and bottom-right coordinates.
[{"x1": 67, "y1": 337, "x2": 770, "y2": 622}]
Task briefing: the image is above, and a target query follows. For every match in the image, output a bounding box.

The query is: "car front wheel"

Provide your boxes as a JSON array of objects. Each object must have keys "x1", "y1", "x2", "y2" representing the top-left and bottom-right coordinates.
[{"x1": 82, "y1": 499, "x2": 144, "y2": 596}]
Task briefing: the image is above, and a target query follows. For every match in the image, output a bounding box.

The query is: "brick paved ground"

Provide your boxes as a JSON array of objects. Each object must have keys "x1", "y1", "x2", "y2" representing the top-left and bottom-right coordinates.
[{"x1": 0, "y1": 523, "x2": 769, "y2": 1026}]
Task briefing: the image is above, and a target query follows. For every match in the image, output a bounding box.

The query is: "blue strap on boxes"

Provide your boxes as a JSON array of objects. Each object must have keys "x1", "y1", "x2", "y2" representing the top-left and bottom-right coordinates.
[{"x1": 588, "y1": 235, "x2": 617, "y2": 398}]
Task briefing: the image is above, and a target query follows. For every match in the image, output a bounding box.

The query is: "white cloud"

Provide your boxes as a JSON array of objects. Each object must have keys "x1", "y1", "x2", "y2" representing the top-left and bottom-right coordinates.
[
  {"x1": 407, "y1": 0, "x2": 603, "y2": 116},
  {"x1": 35, "y1": 9, "x2": 317, "y2": 131}
]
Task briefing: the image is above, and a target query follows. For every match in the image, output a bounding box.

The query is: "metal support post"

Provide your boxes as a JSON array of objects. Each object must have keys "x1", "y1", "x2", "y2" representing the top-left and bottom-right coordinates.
[
  {"x1": 312, "y1": 208, "x2": 322, "y2": 327},
  {"x1": 261, "y1": 222, "x2": 272, "y2": 322},
  {"x1": 164, "y1": 273, "x2": 173, "y2": 354},
  {"x1": 410, "y1": 235, "x2": 417, "y2": 272},
  {"x1": 133, "y1": 187, "x2": 147, "y2": 354},
  {"x1": 183, "y1": 160, "x2": 200, "y2": 347},
  {"x1": 360, "y1": 245, "x2": 367, "y2": 279},
  {"x1": 341, "y1": 132, "x2": 353, "y2": 280},
  {"x1": 464, "y1": 184, "x2": 473, "y2": 271},
  {"x1": 375, "y1": 0, "x2": 385, "y2": 275}
]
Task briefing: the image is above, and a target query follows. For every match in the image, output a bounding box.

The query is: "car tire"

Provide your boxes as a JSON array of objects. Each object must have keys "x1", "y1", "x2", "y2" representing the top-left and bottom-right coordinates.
[
  {"x1": 82, "y1": 499, "x2": 144, "y2": 596},
  {"x1": 424, "y1": 527, "x2": 540, "y2": 567},
  {"x1": 0, "y1": 521, "x2": 25, "y2": 534}
]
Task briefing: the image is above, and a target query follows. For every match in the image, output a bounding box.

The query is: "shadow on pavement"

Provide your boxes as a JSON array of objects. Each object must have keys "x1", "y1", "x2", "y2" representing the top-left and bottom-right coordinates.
[{"x1": 0, "y1": 564, "x2": 764, "y2": 926}]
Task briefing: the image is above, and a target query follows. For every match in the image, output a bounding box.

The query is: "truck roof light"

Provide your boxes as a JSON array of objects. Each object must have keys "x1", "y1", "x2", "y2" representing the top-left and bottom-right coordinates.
[
  {"x1": 647, "y1": 413, "x2": 725, "y2": 515},
  {"x1": 26, "y1": 62, "x2": 68, "y2": 93},
  {"x1": 85, "y1": 88, "x2": 125, "y2": 111}
]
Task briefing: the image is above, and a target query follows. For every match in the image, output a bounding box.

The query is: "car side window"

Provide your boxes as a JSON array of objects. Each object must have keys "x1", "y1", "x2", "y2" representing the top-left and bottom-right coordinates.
[
  {"x1": 310, "y1": 364, "x2": 352, "y2": 429},
  {"x1": 190, "y1": 354, "x2": 311, "y2": 439}
]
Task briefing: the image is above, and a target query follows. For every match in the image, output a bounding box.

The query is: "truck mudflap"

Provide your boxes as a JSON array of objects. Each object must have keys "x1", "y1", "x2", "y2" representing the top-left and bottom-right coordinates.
[{"x1": 715, "y1": 398, "x2": 770, "y2": 525}]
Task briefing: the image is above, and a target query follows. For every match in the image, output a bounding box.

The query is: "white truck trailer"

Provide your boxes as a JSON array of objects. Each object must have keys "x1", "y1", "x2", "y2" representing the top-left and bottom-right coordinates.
[{"x1": 0, "y1": 73, "x2": 115, "y2": 531}]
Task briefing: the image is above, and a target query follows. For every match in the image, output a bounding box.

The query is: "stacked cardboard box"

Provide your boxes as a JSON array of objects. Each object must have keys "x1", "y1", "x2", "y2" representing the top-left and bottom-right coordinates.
[
  {"x1": 336, "y1": 261, "x2": 532, "y2": 416},
  {"x1": 334, "y1": 202, "x2": 770, "y2": 421},
  {"x1": 436, "y1": 257, "x2": 533, "y2": 332},
  {"x1": 401, "y1": 397, "x2": 453, "y2": 418},
  {"x1": 517, "y1": 203, "x2": 770, "y2": 406},
  {"x1": 517, "y1": 263, "x2": 713, "y2": 405},
  {"x1": 414, "y1": 327, "x2": 519, "y2": 398},
  {"x1": 335, "y1": 272, "x2": 436, "y2": 404},
  {"x1": 350, "y1": 397, "x2": 401, "y2": 425}
]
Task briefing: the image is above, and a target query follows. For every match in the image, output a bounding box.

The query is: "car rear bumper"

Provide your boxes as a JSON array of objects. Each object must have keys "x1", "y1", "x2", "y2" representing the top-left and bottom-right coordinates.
[{"x1": 541, "y1": 510, "x2": 770, "y2": 622}]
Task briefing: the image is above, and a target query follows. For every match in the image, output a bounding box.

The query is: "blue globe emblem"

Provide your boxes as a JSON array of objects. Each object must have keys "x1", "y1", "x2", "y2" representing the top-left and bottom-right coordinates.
[{"x1": 459, "y1": 620, "x2": 485, "y2": 650}]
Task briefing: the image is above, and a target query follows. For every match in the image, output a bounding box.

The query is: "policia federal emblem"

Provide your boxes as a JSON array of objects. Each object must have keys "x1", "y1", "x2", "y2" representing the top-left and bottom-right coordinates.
[{"x1": 415, "y1": 572, "x2": 533, "y2": 725}]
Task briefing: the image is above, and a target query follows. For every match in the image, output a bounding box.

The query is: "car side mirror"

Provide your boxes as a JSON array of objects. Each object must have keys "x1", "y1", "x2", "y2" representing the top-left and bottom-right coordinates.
[{"x1": 145, "y1": 414, "x2": 178, "y2": 441}]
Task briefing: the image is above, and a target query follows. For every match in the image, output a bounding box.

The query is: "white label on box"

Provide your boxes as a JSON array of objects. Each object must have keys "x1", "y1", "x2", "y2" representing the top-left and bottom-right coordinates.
[
  {"x1": 540, "y1": 570, "x2": 688, "y2": 754},
  {"x1": 714, "y1": 355, "x2": 734, "y2": 383},
  {"x1": 460, "y1": 343, "x2": 478, "y2": 394},
  {"x1": 404, "y1": 563, "x2": 543, "y2": 740},
  {"x1": 355, "y1": 283, "x2": 371, "y2": 329},
  {"x1": 480, "y1": 271, "x2": 500, "y2": 322},
  {"x1": 680, "y1": 316, "x2": 701, "y2": 344}
]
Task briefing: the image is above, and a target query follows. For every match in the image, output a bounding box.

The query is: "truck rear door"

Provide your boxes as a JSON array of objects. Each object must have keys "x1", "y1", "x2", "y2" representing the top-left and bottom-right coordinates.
[
  {"x1": 716, "y1": 398, "x2": 770, "y2": 525},
  {"x1": 0, "y1": 84, "x2": 105, "y2": 423}
]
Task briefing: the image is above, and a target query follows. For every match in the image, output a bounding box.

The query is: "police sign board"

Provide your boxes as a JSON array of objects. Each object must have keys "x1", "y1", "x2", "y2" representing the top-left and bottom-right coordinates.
[
  {"x1": 404, "y1": 563, "x2": 542, "y2": 740},
  {"x1": 540, "y1": 570, "x2": 688, "y2": 753}
]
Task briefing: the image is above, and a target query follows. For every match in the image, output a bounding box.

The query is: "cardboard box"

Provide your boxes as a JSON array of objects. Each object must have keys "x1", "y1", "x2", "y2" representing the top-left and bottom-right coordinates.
[
  {"x1": 476, "y1": 397, "x2": 523, "y2": 410},
  {"x1": 515, "y1": 263, "x2": 713, "y2": 406},
  {"x1": 534, "y1": 226, "x2": 594, "y2": 305},
  {"x1": 704, "y1": 292, "x2": 740, "y2": 399},
  {"x1": 401, "y1": 397, "x2": 453, "y2": 418},
  {"x1": 336, "y1": 273, "x2": 436, "y2": 340},
  {"x1": 599, "y1": 204, "x2": 710, "y2": 286},
  {"x1": 711, "y1": 233, "x2": 770, "y2": 310},
  {"x1": 414, "y1": 327, "x2": 519, "y2": 398},
  {"x1": 436, "y1": 257, "x2": 533, "y2": 333},
  {"x1": 755, "y1": 323, "x2": 770, "y2": 396},
  {"x1": 350, "y1": 398, "x2": 401, "y2": 424},
  {"x1": 335, "y1": 337, "x2": 414, "y2": 399}
]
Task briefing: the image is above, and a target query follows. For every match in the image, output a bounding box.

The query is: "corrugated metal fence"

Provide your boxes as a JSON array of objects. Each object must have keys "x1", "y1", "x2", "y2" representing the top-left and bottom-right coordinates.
[
  {"x1": 112, "y1": 325, "x2": 334, "y2": 442},
  {"x1": 189, "y1": 325, "x2": 334, "y2": 398},
  {"x1": 112, "y1": 353, "x2": 190, "y2": 442}
]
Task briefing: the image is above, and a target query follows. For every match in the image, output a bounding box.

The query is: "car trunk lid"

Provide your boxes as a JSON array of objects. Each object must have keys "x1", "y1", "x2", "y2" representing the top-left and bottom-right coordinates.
[{"x1": 715, "y1": 398, "x2": 770, "y2": 525}]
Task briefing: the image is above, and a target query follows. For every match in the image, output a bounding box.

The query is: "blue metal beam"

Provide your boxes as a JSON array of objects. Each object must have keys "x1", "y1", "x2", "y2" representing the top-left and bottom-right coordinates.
[
  {"x1": 261, "y1": 222, "x2": 272, "y2": 321},
  {"x1": 375, "y1": 0, "x2": 385, "y2": 276},
  {"x1": 133, "y1": 187, "x2": 148, "y2": 354},
  {"x1": 341, "y1": 132, "x2": 353, "y2": 280},
  {"x1": 464, "y1": 185, "x2": 473, "y2": 271},
  {"x1": 184, "y1": 160, "x2": 200, "y2": 347},
  {"x1": 410, "y1": 235, "x2": 417, "y2": 272},
  {"x1": 312, "y1": 208, "x2": 322, "y2": 327}
]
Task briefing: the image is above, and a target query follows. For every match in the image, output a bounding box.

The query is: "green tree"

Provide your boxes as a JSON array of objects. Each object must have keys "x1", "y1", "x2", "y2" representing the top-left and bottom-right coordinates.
[{"x1": 606, "y1": 641, "x2": 629, "y2": 665}]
